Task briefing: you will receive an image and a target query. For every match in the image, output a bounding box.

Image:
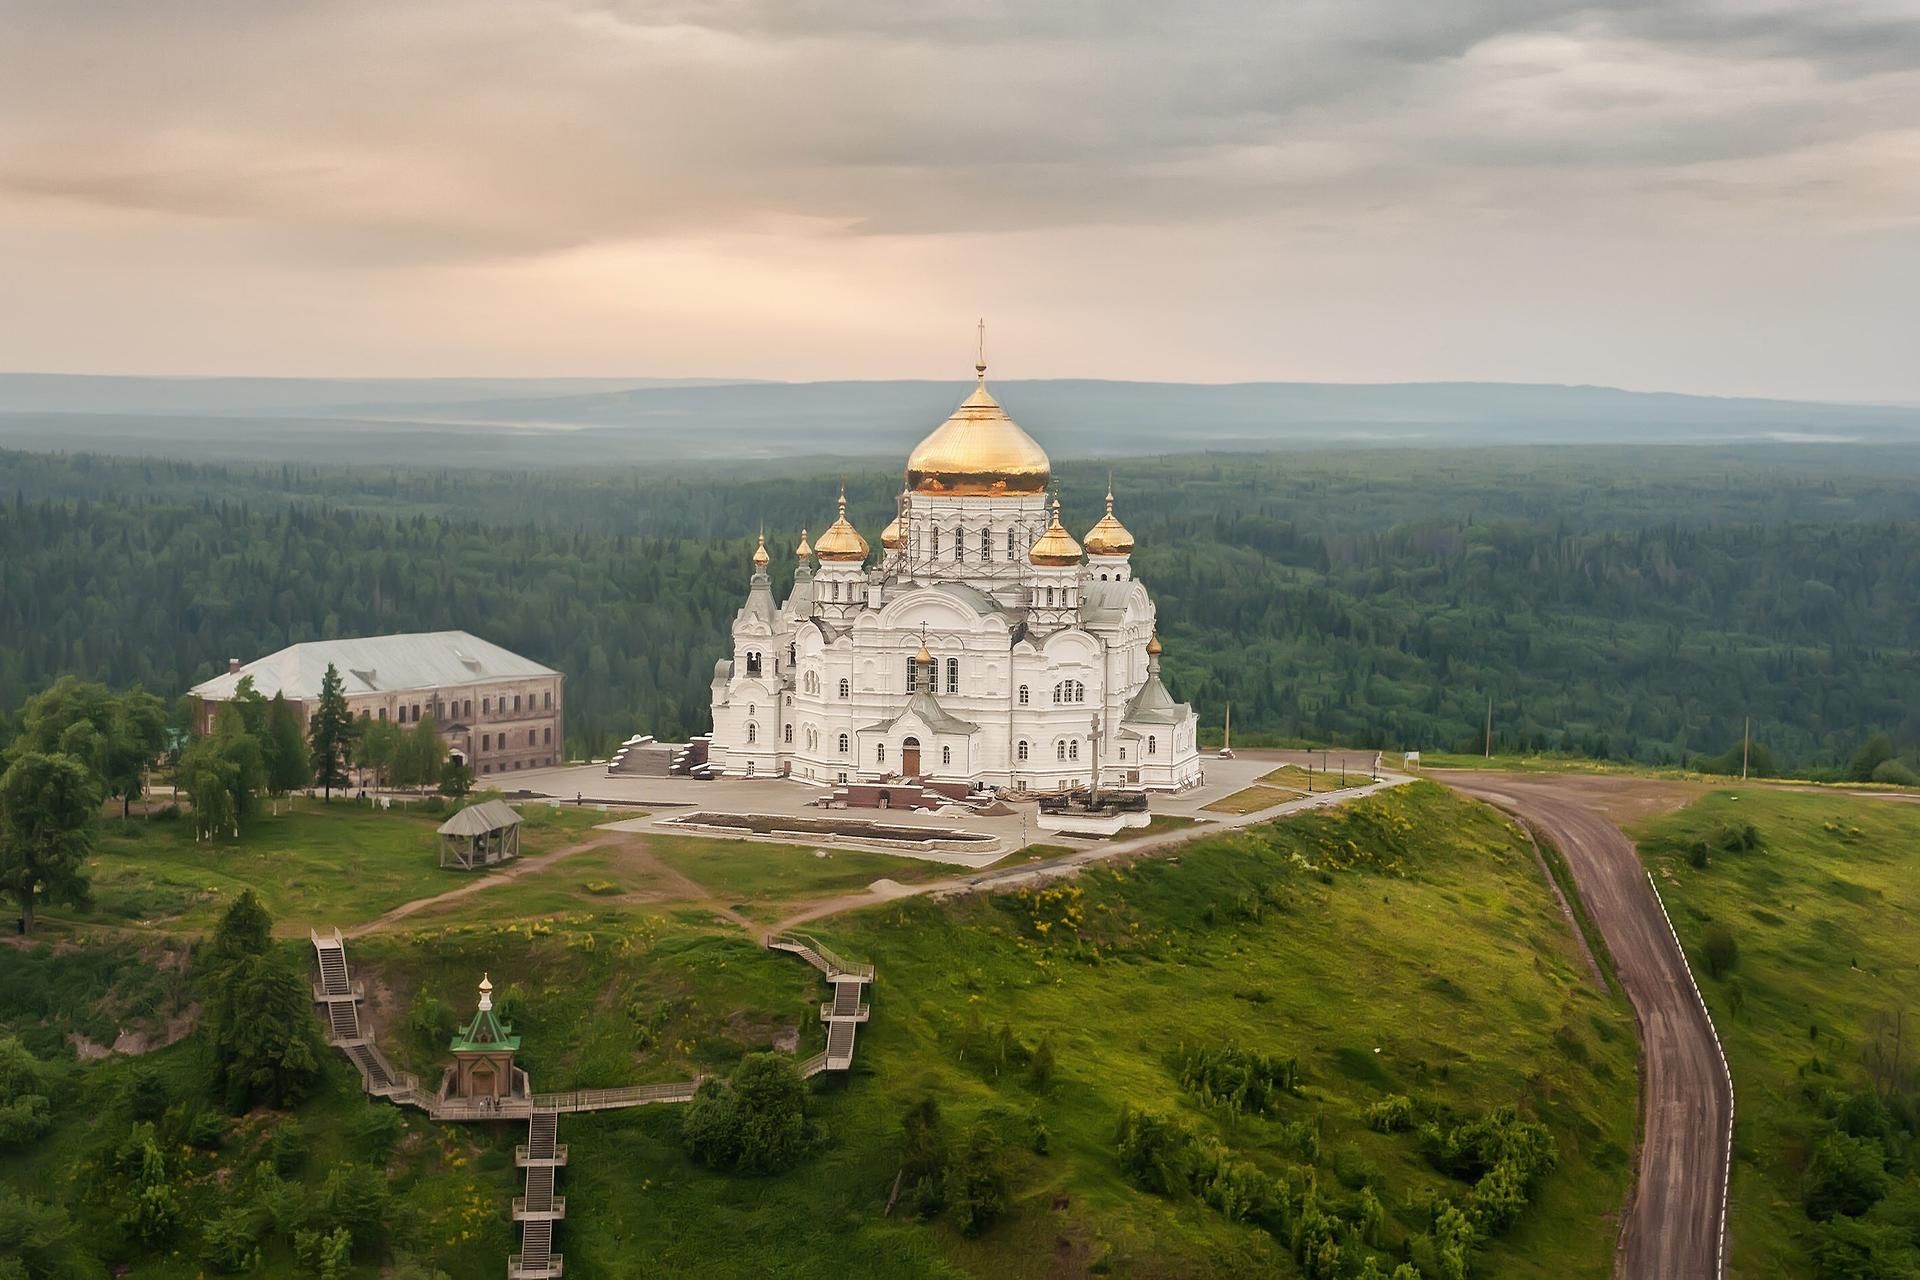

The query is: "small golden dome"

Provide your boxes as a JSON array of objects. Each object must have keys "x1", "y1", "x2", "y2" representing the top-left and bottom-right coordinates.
[
  {"x1": 880, "y1": 491, "x2": 906, "y2": 550},
  {"x1": 750, "y1": 530, "x2": 770, "y2": 568},
  {"x1": 1083, "y1": 481, "x2": 1134, "y2": 556},
  {"x1": 1028, "y1": 498, "x2": 1083, "y2": 567},
  {"x1": 1146, "y1": 633, "x2": 1162, "y2": 656},
  {"x1": 905, "y1": 360, "x2": 1051, "y2": 496},
  {"x1": 915, "y1": 639, "x2": 932, "y2": 665},
  {"x1": 814, "y1": 486, "x2": 870, "y2": 563},
  {"x1": 794, "y1": 527, "x2": 812, "y2": 560}
]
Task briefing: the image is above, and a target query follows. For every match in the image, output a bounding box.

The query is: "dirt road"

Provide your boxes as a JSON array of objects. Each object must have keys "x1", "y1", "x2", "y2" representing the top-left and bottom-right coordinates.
[{"x1": 1444, "y1": 773, "x2": 1729, "y2": 1280}]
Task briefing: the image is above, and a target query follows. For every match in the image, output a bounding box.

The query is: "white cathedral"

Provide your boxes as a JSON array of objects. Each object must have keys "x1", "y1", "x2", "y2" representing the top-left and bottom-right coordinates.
[{"x1": 708, "y1": 348, "x2": 1202, "y2": 793}]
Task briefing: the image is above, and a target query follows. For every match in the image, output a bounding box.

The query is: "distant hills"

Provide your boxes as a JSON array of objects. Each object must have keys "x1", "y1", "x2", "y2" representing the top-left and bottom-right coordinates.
[{"x1": 2, "y1": 372, "x2": 1916, "y2": 468}]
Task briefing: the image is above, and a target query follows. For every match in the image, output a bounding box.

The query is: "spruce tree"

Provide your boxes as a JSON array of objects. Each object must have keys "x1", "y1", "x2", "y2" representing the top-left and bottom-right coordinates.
[
  {"x1": 307, "y1": 664, "x2": 355, "y2": 802},
  {"x1": 263, "y1": 693, "x2": 311, "y2": 799}
]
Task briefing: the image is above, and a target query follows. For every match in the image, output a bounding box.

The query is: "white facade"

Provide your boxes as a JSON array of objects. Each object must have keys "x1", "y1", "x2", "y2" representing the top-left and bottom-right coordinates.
[{"x1": 708, "y1": 371, "x2": 1202, "y2": 793}]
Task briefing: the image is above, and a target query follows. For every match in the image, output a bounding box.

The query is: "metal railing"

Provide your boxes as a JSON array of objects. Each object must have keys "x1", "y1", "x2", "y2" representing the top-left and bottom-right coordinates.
[
  {"x1": 765, "y1": 930, "x2": 875, "y2": 981},
  {"x1": 531, "y1": 1080, "x2": 703, "y2": 1113}
]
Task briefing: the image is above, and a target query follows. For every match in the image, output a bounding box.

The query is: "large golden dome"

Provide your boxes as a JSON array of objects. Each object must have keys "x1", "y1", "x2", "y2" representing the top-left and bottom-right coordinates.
[
  {"x1": 814, "y1": 487, "x2": 869, "y2": 563},
  {"x1": 906, "y1": 377, "x2": 1051, "y2": 497}
]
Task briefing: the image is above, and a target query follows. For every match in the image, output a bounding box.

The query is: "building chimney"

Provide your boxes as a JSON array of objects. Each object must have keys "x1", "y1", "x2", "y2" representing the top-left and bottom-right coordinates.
[{"x1": 228, "y1": 657, "x2": 241, "y2": 674}]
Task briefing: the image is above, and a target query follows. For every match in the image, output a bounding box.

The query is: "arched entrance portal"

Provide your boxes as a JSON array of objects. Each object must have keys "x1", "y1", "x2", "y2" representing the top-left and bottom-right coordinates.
[{"x1": 902, "y1": 736, "x2": 922, "y2": 778}]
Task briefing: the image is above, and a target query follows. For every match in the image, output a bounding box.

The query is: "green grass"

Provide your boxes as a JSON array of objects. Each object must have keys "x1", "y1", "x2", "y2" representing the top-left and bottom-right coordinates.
[
  {"x1": 61, "y1": 799, "x2": 605, "y2": 936},
  {"x1": 1201, "y1": 784, "x2": 1297, "y2": 814},
  {"x1": 1631, "y1": 788, "x2": 1920, "y2": 1278},
  {"x1": 646, "y1": 834, "x2": 955, "y2": 919},
  {"x1": 3, "y1": 783, "x2": 1639, "y2": 1278}
]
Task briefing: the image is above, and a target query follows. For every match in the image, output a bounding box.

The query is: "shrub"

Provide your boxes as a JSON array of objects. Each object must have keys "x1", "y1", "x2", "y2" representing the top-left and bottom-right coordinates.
[
  {"x1": 1367, "y1": 1094, "x2": 1415, "y2": 1133},
  {"x1": 681, "y1": 1053, "x2": 811, "y2": 1175},
  {"x1": 200, "y1": 1205, "x2": 263, "y2": 1273},
  {"x1": 1177, "y1": 1043, "x2": 1300, "y2": 1114},
  {"x1": 187, "y1": 1109, "x2": 230, "y2": 1150},
  {"x1": 1805, "y1": 1132, "x2": 1890, "y2": 1220},
  {"x1": 352, "y1": 1105, "x2": 404, "y2": 1163},
  {"x1": 0, "y1": 1039, "x2": 50, "y2": 1151},
  {"x1": 1688, "y1": 840, "x2": 1711, "y2": 869},
  {"x1": 123, "y1": 1064, "x2": 171, "y2": 1121},
  {"x1": 1114, "y1": 1106, "x2": 1198, "y2": 1196},
  {"x1": 268, "y1": 1118, "x2": 308, "y2": 1175},
  {"x1": 1871, "y1": 759, "x2": 1919, "y2": 787},
  {"x1": 1703, "y1": 925, "x2": 1739, "y2": 979},
  {"x1": 950, "y1": 1123, "x2": 1010, "y2": 1236},
  {"x1": 1028, "y1": 1032, "x2": 1056, "y2": 1089},
  {"x1": 1421, "y1": 1106, "x2": 1558, "y2": 1239},
  {"x1": 405, "y1": 995, "x2": 456, "y2": 1057},
  {"x1": 897, "y1": 1097, "x2": 948, "y2": 1218},
  {"x1": 318, "y1": 1164, "x2": 389, "y2": 1257}
]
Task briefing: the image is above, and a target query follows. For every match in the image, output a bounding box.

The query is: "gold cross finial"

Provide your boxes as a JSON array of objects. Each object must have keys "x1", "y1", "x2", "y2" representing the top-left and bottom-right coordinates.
[{"x1": 975, "y1": 317, "x2": 987, "y2": 383}]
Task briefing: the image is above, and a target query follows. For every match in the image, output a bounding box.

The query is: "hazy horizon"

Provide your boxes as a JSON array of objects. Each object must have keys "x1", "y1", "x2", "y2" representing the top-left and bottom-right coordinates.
[{"x1": 4, "y1": 2, "x2": 1918, "y2": 399}]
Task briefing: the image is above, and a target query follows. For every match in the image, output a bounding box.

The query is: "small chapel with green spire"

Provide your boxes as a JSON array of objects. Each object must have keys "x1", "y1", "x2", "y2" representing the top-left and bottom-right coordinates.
[{"x1": 446, "y1": 973, "x2": 523, "y2": 1102}]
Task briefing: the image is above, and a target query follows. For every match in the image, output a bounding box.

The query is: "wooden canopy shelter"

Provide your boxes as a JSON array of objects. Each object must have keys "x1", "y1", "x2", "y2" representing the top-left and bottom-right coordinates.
[{"x1": 438, "y1": 799, "x2": 522, "y2": 870}]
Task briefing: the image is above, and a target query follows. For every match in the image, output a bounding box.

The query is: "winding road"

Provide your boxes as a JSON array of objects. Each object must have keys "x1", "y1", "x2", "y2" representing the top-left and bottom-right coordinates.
[{"x1": 1443, "y1": 773, "x2": 1730, "y2": 1280}]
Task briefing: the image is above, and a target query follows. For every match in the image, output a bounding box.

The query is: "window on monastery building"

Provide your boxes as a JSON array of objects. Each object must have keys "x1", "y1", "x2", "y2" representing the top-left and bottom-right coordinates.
[
  {"x1": 1018, "y1": 740, "x2": 1030, "y2": 761},
  {"x1": 931, "y1": 528, "x2": 941, "y2": 556},
  {"x1": 788, "y1": 643, "x2": 796, "y2": 668},
  {"x1": 906, "y1": 657, "x2": 918, "y2": 692},
  {"x1": 746, "y1": 651, "x2": 762, "y2": 676},
  {"x1": 1006, "y1": 529, "x2": 1016, "y2": 560},
  {"x1": 464, "y1": 700, "x2": 472, "y2": 717},
  {"x1": 544, "y1": 691, "x2": 552, "y2": 709},
  {"x1": 482, "y1": 697, "x2": 490, "y2": 714},
  {"x1": 1018, "y1": 684, "x2": 1030, "y2": 705},
  {"x1": 1069, "y1": 740, "x2": 1080, "y2": 760},
  {"x1": 838, "y1": 678, "x2": 850, "y2": 699},
  {"x1": 1046, "y1": 586, "x2": 1054, "y2": 606},
  {"x1": 839, "y1": 733, "x2": 850, "y2": 753},
  {"x1": 838, "y1": 771, "x2": 848, "y2": 783},
  {"x1": 1120, "y1": 747, "x2": 1127, "y2": 761},
  {"x1": 955, "y1": 526, "x2": 964, "y2": 561},
  {"x1": 942, "y1": 745, "x2": 952, "y2": 765},
  {"x1": 945, "y1": 658, "x2": 959, "y2": 694},
  {"x1": 830, "y1": 581, "x2": 840, "y2": 601},
  {"x1": 980, "y1": 528, "x2": 991, "y2": 560},
  {"x1": 1052, "y1": 680, "x2": 1085, "y2": 705},
  {"x1": 746, "y1": 761, "x2": 755, "y2": 776},
  {"x1": 482, "y1": 734, "x2": 491, "y2": 750},
  {"x1": 876, "y1": 743, "x2": 886, "y2": 764},
  {"x1": 1056, "y1": 740, "x2": 1066, "y2": 761},
  {"x1": 378, "y1": 707, "x2": 388, "y2": 721},
  {"x1": 747, "y1": 723, "x2": 757, "y2": 744},
  {"x1": 1148, "y1": 735, "x2": 1158, "y2": 756},
  {"x1": 784, "y1": 725, "x2": 794, "y2": 744},
  {"x1": 545, "y1": 727, "x2": 552, "y2": 745},
  {"x1": 514, "y1": 695, "x2": 521, "y2": 712},
  {"x1": 482, "y1": 764, "x2": 490, "y2": 775}
]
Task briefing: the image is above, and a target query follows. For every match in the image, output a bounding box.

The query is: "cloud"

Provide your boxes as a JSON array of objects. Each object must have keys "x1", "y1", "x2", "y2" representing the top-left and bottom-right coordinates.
[{"x1": 0, "y1": 0, "x2": 1915, "y2": 393}]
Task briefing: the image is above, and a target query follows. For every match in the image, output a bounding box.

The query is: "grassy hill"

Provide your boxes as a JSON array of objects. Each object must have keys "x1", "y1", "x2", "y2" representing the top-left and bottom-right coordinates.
[
  {"x1": 0, "y1": 783, "x2": 1639, "y2": 1277},
  {"x1": 1632, "y1": 789, "x2": 1920, "y2": 1278}
]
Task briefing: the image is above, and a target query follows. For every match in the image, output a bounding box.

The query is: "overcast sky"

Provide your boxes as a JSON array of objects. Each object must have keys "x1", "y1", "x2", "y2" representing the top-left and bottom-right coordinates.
[{"x1": 2, "y1": 0, "x2": 1917, "y2": 398}]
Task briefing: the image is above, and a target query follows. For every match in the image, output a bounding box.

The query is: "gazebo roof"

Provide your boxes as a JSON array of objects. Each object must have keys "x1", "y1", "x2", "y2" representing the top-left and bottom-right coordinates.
[{"x1": 436, "y1": 799, "x2": 522, "y2": 838}]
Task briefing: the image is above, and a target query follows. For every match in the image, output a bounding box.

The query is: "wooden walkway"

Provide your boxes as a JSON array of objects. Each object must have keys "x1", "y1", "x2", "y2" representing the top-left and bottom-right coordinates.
[{"x1": 310, "y1": 925, "x2": 875, "y2": 1278}]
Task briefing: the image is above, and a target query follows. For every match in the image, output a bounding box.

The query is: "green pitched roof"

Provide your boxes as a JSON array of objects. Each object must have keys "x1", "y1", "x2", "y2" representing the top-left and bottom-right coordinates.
[{"x1": 450, "y1": 996, "x2": 520, "y2": 1054}]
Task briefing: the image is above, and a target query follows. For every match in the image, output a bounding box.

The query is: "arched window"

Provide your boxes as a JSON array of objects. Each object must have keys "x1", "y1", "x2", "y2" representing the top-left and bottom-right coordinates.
[
  {"x1": 746, "y1": 722, "x2": 757, "y2": 744},
  {"x1": 1056, "y1": 740, "x2": 1066, "y2": 761},
  {"x1": 788, "y1": 643, "x2": 796, "y2": 668},
  {"x1": 980, "y1": 528, "x2": 991, "y2": 559},
  {"x1": 954, "y1": 525, "x2": 964, "y2": 561},
  {"x1": 1006, "y1": 529, "x2": 1016, "y2": 560},
  {"x1": 1069, "y1": 740, "x2": 1080, "y2": 761},
  {"x1": 1017, "y1": 740, "x2": 1029, "y2": 762},
  {"x1": 746, "y1": 650, "x2": 762, "y2": 676},
  {"x1": 941, "y1": 745, "x2": 952, "y2": 765},
  {"x1": 1148, "y1": 735, "x2": 1158, "y2": 756},
  {"x1": 932, "y1": 527, "x2": 941, "y2": 556},
  {"x1": 906, "y1": 657, "x2": 919, "y2": 692},
  {"x1": 838, "y1": 733, "x2": 850, "y2": 753},
  {"x1": 1046, "y1": 586, "x2": 1055, "y2": 606},
  {"x1": 1076, "y1": 681, "x2": 1086, "y2": 703},
  {"x1": 831, "y1": 581, "x2": 841, "y2": 601},
  {"x1": 838, "y1": 678, "x2": 850, "y2": 699},
  {"x1": 945, "y1": 657, "x2": 959, "y2": 694},
  {"x1": 784, "y1": 724, "x2": 793, "y2": 744},
  {"x1": 1018, "y1": 684, "x2": 1029, "y2": 705},
  {"x1": 876, "y1": 742, "x2": 887, "y2": 764},
  {"x1": 1119, "y1": 746, "x2": 1127, "y2": 761}
]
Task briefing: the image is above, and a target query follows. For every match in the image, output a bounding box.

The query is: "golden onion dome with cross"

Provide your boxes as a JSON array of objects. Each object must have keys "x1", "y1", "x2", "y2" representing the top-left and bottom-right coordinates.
[
  {"x1": 905, "y1": 324, "x2": 1051, "y2": 497},
  {"x1": 794, "y1": 527, "x2": 812, "y2": 560},
  {"x1": 1082, "y1": 479, "x2": 1134, "y2": 556},
  {"x1": 813, "y1": 485, "x2": 870, "y2": 563},
  {"x1": 750, "y1": 529, "x2": 770, "y2": 568},
  {"x1": 1027, "y1": 497, "x2": 1083, "y2": 567}
]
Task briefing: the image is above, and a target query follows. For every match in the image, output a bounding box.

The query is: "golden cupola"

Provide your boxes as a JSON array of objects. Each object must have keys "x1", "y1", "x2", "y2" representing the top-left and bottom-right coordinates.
[
  {"x1": 880, "y1": 490, "x2": 907, "y2": 551},
  {"x1": 1027, "y1": 497, "x2": 1083, "y2": 567},
  {"x1": 813, "y1": 486, "x2": 870, "y2": 563},
  {"x1": 794, "y1": 527, "x2": 812, "y2": 560},
  {"x1": 1082, "y1": 481, "x2": 1134, "y2": 556},
  {"x1": 750, "y1": 529, "x2": 770, "y2": 568},
  {"x1": 905, "y1": 331, "x2": 1051, "y2": 496}
]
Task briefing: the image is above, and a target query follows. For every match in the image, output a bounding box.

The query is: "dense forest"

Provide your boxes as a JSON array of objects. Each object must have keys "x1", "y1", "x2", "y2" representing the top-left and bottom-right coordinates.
[{"x1": 3, "y1": 446, "x2": 1917, "y2": 770}]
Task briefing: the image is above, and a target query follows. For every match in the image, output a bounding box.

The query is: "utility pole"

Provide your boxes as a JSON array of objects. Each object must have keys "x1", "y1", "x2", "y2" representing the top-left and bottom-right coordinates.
[
  {"x1": 1485, "y1": 695, "x2": 1494, "y2": 759},
  {"x1": 1741, "y1": 717, "x2": 1750, "y2": 781}
]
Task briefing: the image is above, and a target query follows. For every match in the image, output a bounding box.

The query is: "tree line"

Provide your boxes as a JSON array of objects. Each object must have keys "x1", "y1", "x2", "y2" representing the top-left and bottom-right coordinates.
[{"x1": 2, "y1": 446, "x2": 1917, "y2": 772}]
